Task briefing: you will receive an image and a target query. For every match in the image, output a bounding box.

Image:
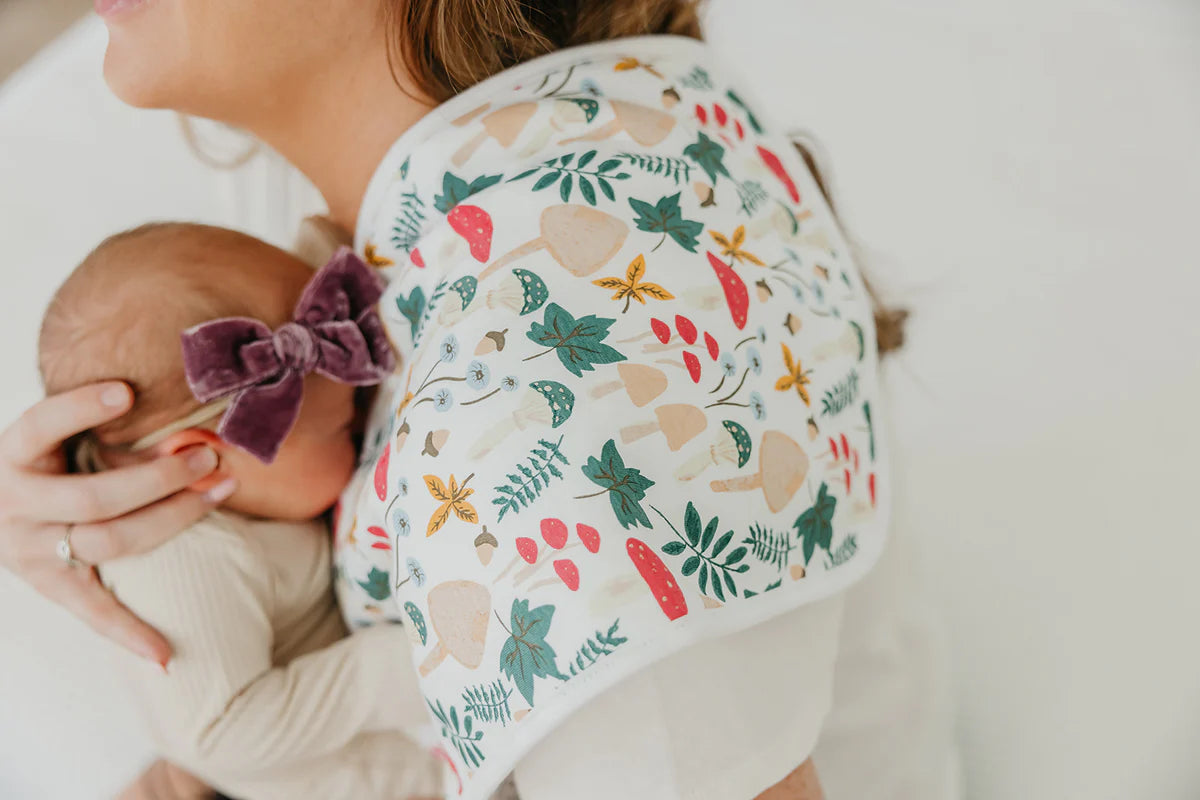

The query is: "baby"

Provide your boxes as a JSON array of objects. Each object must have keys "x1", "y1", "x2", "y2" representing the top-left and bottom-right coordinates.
[{"x1": 38, "y1": 223, "x2": 441, "y2": 800}]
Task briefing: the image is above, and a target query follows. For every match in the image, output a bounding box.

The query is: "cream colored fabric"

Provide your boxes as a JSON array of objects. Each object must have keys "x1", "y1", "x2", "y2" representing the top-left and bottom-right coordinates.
[{"x1": 99, "y1": 511, "x2": 441, "y2": 800}]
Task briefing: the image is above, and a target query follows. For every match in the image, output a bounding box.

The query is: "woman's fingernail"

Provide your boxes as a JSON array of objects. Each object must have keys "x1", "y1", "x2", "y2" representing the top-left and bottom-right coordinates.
[
  {"x1": 101, "y1": 385, "x2": 130, "y2": 407},
  {"x1": 204, "y1": 478, "x2": 237, "y2": 504},
  {"x1": 186, "y1": 448, "x2": 218, "y2": 474}
]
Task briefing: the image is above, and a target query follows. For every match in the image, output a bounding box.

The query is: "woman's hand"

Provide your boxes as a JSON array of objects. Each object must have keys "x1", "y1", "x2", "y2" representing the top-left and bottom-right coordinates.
[{"x1": 0, "y1": 382, "x2": 235, "y2": 664}]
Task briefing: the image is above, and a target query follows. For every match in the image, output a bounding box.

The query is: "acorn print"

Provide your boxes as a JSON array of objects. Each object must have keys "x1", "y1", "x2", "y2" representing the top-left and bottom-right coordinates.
[{"x1": 473, "y1": 528, "x2": 498, "y2": 566}]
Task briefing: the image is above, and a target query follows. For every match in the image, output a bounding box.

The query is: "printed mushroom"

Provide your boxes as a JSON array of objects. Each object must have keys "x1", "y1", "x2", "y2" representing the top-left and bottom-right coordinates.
[
  {"x1": 474, "y1": 528, "x2": 498, "y2": 566},
  {"x1": 518, "y1": 98, "x2": 595, "y2": 157},
  {"x1": 479, "y1": 204, "x2": 628, "y2": 281},
  {"x1": 451, "y1": 102, "x2": 538, "y2": 166},
  {"x1": 814, "y1": 320, "x2": 866, "y2": 362},
  {"x1": 560, "y1": 100, "x2": 676, "y2": 146},
  {"x1": 437, "y1": 275, "x2": 480, "y2": 325},
  {"x1": 589, "y1": 363, "x2": 669, "y2": 407},
  {"x1": 707, "y1": 251, "x2": 749, "y2": 330},
  {"x1": 675, "y1": 420, "x2": 753, "y2": 481},
  {"x1": 709, "y1": 430, "x2": 808, "y2": 513},
  {"x1": 619, "y1": 403, "x2": 708, "y2": 451},
  {"x1": 466, "y1": 380, "x2": 575, "y2": 459},
  {"x1": 756, "y1": 145, "x2": 801, "y2": 204},
  {"x1": 466, "y1": 268, "x2": 548, "y2": 320},
  {"x1": 626, "y1": 538, "x2": 688, "y2": 620},
  {"x1": 403, "y1": 601, "x2": 428, "y2": 646},
  {"x1": 446, "y1": 205, "x2": 493, "y2": 262},
  {"x1": 419, "y1": 580, "x2": 492, "y2": 677},
  {"x1": 373, "y1": 443, "x2": 390, "y2": 501}
]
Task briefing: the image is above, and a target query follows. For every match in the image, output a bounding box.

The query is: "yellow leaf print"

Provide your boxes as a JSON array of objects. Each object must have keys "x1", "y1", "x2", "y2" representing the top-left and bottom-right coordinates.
[
  {"x1": 709, "y1": 226, "x2": 765, "y2": 266},
  {"x1": 614, "y1": 57, "x2": 664, "y2": 80},
  {"x1": 775, "y1": 343, "x2": 812, "y2": 406},
  {"x1": 363, "y1": 242, "x2": 395, "y2": 268},
  {"x1": 423, "y1": 472, "x2": 478, "y2": 536},
  {"x1": 591, "y1": 254, "x2": 676, "y2": 313}
]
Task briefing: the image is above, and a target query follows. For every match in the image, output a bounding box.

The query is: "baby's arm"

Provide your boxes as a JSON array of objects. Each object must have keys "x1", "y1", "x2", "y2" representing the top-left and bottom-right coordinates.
[{"x1": 101, "y1": 520, "x2": 438, "y2": 799}]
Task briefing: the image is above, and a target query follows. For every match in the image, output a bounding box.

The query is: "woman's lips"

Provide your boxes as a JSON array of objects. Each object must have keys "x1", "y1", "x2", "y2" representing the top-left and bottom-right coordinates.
[{"x1": 93, "y1": 0, "x2": 147, "y2": 20}]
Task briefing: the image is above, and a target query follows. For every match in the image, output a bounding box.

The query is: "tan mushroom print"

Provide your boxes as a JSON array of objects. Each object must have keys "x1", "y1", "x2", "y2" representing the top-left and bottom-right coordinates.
[{"x1": 338, "y1": 38, "x2": 891, "y2": 799}]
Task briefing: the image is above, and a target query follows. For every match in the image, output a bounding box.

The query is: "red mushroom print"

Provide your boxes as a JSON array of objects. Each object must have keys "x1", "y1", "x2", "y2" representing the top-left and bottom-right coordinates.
[
  {"x1": 706, "y1": 251, "x2": 749, "y2": 330},
  {"x1": 576, "y1": 523, "x2": 601, "y2": 554},
  {"x1": 682, "y1": 351, "x2": 702, "y2": 383},
  {"x1": 374, "y1": 444, "x2": 390, "y2": 501},
  {"x1": 627, "y1": 538, "x2": 688, "y2": 620},
  {"x1": 540, "y1": 518, "x2": 569, "y2": 549},
  {"x1": 713, "y1": 103, "x2": 728, "y2": 126},
  {"x1": 410, "y1": 248, "x2": 425, "y2": 268},
  {"x1": 516, "y1": 537, "x2": 539, "y2": 564},
  {"x1": 704, "y1": 331, "x2": 720, "y2": 361},
  {"x1": 756, "y1": 145, "x2": 801, "y2": 204},
  {"x1": 674, "y1": 314, "x2": 698, "y2": 345},
  {"x1": 446, "y1": 205, "x2": 493, "y2": 262},
  {"x1": 554, "y1": 559, "x2": 580, "y2": 591},
  {"x1": 869, "y1": 473, "x2": 877, "y2": 506},
  {"x1": 650, "y1": 317, "x2": 671, "y2": 344}
]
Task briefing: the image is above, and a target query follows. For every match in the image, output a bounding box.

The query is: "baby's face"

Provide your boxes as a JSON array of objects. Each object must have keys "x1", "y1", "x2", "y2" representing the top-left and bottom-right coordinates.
[{"x1": 219, "y1": 374, "x2": 359, "y2": 521}]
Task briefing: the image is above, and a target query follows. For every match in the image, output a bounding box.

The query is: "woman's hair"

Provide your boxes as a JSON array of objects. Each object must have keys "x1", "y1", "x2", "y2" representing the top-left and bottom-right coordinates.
[
  {"x1": 384, "y1": 0, "x2": 907, "y2": 352},
  {"x1": 384, "y1": 0, "x2": 704, "y2": 102}
]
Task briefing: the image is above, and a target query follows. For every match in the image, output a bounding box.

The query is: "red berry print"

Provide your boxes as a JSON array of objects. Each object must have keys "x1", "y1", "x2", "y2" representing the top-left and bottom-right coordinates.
[
  {"x1": 734, "y1": 119, "x2": 745, "y2": 140},
  {"x1": 410, "y1": 248, "x2": 425, "y2": 268},
  {"x1": 576, "y1": 523, "x2": 601, "y2": 554},
  {"x1": 516, "y1": 537, "x2": 538, "y2": 564},
  {"x1": 650, "y1": 317, "x2": 671, "y2": 344},
  {"x1": 713, "y1": 103, "x2": 728, "y2": 126},
  {"x1": 540, "y1": 518, "x2": 568, "y2": 549},
  {"x1": 703, "y1": 331, "x2": 720, "y2": 361},
  {"x1": 682, "y1": 351, "x2": 702, "y2": 383},
  {"x1": 694, "y1": 104, "x2": 708, "y2": 124},
  {"x1": 674, "y1": 314, "x2": 697, "y2": 344},
  {"x1": 368, "y1": 526, "x2": 390, "y2": 550},
  {"x1": 554, "y1": 559, "x2": 580, "y2": 591}
]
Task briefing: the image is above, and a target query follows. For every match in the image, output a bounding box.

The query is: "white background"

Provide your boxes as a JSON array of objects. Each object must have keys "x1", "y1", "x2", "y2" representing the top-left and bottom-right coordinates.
[{"x1": 2, "y1": 2, "x2": 1198, "y2": 798}]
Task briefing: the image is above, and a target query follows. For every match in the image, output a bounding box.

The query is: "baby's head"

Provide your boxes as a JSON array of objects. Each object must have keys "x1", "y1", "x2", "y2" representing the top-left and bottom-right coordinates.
[{"x1": 39, "y1": 223, "x2": 362, "y2": 521}]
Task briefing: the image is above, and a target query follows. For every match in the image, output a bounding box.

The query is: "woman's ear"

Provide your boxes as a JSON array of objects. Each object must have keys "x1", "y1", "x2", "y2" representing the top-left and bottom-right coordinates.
[{"x1": 154, "y1": 429, "x2": 230, "y2": 492}]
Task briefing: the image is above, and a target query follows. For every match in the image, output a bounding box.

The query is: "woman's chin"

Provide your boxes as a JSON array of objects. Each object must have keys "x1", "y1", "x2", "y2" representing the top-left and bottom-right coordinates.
[{"x1": 102, "y1": 44, "x2": 173, "y2": 109}]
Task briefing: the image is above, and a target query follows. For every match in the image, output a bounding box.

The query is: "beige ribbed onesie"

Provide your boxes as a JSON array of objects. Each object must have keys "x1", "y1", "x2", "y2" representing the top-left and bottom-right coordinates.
[{"x1": 99, "y1": 510, "x2": 441, "y2": 800}]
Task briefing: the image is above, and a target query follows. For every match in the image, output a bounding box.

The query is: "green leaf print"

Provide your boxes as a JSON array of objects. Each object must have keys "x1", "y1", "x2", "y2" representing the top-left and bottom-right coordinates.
[
  {"x1": 356, "y1": 566, "x2": 391, "y2": 602},
  {"x1": 862, "y1": 401, "x2": 876, "y2": 461},
  {"x1": 652, "y1": 503, "x2": 749, "y2": 601},
  {"x1": 498, "y1": 598, "x2": 568, "y2": 707},
  {"x1": 566, "y1": 619, "x2": 628, "y2": 676},
  {"x1": 794, "y1": 482, "x2": 838, "y2": 566},
  {"x1": 724, "y1": 89, "x2": 764, "y2": 134},
  {"x1": 492, "y1": 435, "x2": 570, "y2": 520},
  {"x1": 428, "y1": 699, "x2": 485, "y2": 768},
  {"x1": 394, "y1": 286, "x2": 426, "y2": 341},
  {"x1": 506, "y1": 151, "x2": 631, "y2": 206},
  {"x1": 820, "y1": 369, "x2": 860, "y2": 417},
  {"x1": 628, "y1": 193, "x2": 704, "y2": 253},
  {"x1": 617, "y1": 153, "x2": 693, "y2": 185},
  {"x1": 462, "y1": 680, "x2": 514, "y2": 726},
  {"x1": 389, "y1": 189, "x2": 426, "y2": 253},
  {"x1": 579, "y1": 439, "x2": 656, "y2": 529},
  {"x1": 683, "y1": 132, "x2": 730, "y2": 185},
  {"x1": 524, "y1": 303, "x2": 626, "y2": 378},
  {"x1": 433, "y1": 171, "x2": 503, "y2": 214},
  {"x1": 742, "y1": 524, "x2": 796, "y2": 572}
]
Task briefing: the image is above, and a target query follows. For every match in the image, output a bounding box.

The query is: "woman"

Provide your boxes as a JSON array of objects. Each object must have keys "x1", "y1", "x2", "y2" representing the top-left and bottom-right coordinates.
[{"x1": 0, "y1": 1, "x2": 903, "y2": 797}]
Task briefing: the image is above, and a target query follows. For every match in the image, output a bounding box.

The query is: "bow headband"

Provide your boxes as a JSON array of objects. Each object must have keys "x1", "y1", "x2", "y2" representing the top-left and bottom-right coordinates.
[{"x1": 180, "y1": 247, "x2": 395, "y2": 463}]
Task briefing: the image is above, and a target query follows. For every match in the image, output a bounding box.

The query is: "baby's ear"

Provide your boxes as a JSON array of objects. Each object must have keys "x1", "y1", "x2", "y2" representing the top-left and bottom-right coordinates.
[{"x1": 155, "y1": 429, "x2": 229, "y2": 491}]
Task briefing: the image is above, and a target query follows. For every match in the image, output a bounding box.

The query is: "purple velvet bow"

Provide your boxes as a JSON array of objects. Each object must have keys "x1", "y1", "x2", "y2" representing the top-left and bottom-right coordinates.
[{"x1": 181, "y1": 247, "x2": 395, "y2": 463}]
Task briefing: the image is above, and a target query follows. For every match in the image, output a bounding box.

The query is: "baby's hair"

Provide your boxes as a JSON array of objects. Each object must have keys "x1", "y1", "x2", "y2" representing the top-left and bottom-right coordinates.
[{"x1": 39, "y1": 222, "x2": 310, "y2": 444}]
